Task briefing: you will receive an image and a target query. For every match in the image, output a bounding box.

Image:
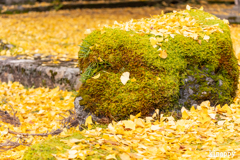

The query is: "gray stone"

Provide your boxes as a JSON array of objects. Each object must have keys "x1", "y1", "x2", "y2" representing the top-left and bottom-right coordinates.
[
  {"x1": 188, "y1": 88, "x2": 194, "y2": 95},
  {"x1": 219, "y1": 80, "x2": 223, "y2": 86},
  {"x1": 5, "y1": 44, "x2": 14, "y2": 49},
  {"x1": 33, "y1": 54, "x2": 42, "y2": 60},
  {"x1": 7, "y1": 73, "x2": 14, "y2": 82},
  {"x1": 74, "y1": 96, "x2": 110, "y2": 129},
  {"x1": 206, "y1": 77, "x2": 214, "y2": 85},
  {"x1": 179, "y1": 68, "x2": 219, "y2": 108},
  {"x1": 188, "y1": 76, "x2": 195, "y2": 82},
  {"x1": 0, "y1": 55, "x2": 81, "y2": 91}
]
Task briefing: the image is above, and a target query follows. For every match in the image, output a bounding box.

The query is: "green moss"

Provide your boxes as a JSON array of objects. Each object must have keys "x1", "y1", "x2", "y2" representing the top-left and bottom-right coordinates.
[
  {"x1": 22, "y1": 124, "x2": 113, "y2": 160},
  {"x1": 22, "y1": 133, "x2": 80, "y2": 160},
  {"x1": 78, "y1": 9, "x2": 239, "y2": 121},
  {"x1": 22, "y1": 131, "x2": 107, "y2": 160}
]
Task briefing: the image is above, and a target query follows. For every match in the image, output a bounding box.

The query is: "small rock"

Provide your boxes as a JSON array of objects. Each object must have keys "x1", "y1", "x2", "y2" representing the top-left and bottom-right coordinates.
[
  {"x1": 202, "y1": 91, "x2": 207, "y2": 95},
  {"x1": 74, "y1": 96, "x2": 110, "y2": 130},
  {"x1": 219, "y1": 80, "x2": 223, "y2": 86},
  {"x1": 206, "y1": 77, "x2": 214, "y2": 85},
  {"x1": 188, "y1": 76, "x2": 195, "y2": 82},
  {"x1": 188, "y1": 88, "x2": 194, "y2": 95}
]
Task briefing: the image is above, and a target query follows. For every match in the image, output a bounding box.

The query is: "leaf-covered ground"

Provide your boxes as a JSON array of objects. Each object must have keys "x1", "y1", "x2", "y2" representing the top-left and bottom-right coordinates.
[
  {"x1": 0, "y1": 7, "x2": 166, "y2": 59},
  {"x1": 0, "y1": 6, "x2": 240, "y2": 159},
  {"x1": 0, "y1": 5, "x2": 239, "y2": 59}
]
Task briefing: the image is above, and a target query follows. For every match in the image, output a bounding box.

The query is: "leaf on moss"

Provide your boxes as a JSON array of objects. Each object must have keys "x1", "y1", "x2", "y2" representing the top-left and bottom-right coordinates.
[
  {"x1": 85, "y1": 116, "x2": 93, "y2": 126},
  {"x1": 97, "y1": 57, "x2": 103, "y2": 62},
  {"x1": 131, "y1": 78, "x2": 136, "y2": 82},
  {"x1": 120, "y1": 72, "x2": 130, "y2": 85},
  {"x1": 159, "y1": 50, "x2": 168, "y2": 59},
  {"x1": 203, "y1": 35, "x2": 210, "y2": 42},
  {"x1": 92, "y1": 73, "x2": 100, "y2": 79},
  {"x1": 84, "y1": 29, "x2": 92, "y2": 35},
  {"x1": 186, "y1": 5, "x2": 191, "y2": 10},
  {"x1": 149, "y1": 37, "x2": 157, "y2": 46}
]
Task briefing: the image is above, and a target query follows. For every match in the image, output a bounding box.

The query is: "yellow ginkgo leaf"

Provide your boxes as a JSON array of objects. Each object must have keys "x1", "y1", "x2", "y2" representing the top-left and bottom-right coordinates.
[
  {"x1": 88, "y1": 123, "x2": 92, "y2": 130},
  {"x1": 156, "y1": 37, "x2": 163, "y2": 42},
  {"x1": 199, "y1": 6, "x2": 204, "y2": 11},
  {"x1": 182, "y1": 110, "x2": 189, "y2": 120},
  {"x1": 135, "y1": 112, "x2": 141, "y2": 118},
  {"x1": 95, "y1": 144, "x2": 100, "y2": 148},
  {"x1": 151, "y1": 125, "x2": 162, "y2": 131},
  {"x1": 170, "y1": 34, "x2": 175, "y2": 38},
  {"x1": 68, "y1": 150, "x2": 78, "y2": 159},
  {"x1": 135, "y1": 118, "x2": 145, "y2": 128},
  {"x1": 159, "y1": 50, "x2": 168, "y2": 59},
  {"x1": 119, "y1": 153, "x2": 131, "y2": 160},
  {"x1": 131, "y1": 78, "x2": 136, "y2": 82},
  {"x1": 89, "y1": 46, "x2": 94, "y2": 50},
  {"x1": 106, "y1": 154, "x2": 116, "y2": 160},
  {"x1": 84, "y1": 29, "x2": 92, "y2": 35},
  {"x1": 186, "y1": 5, "x2": 191, "y2": 10},
  {"x1": 203, "y1": 35, "x2": 210, "y2": 42},
  {"x1": 198, "y1": 40, "x2": 202, "y2": 45},
  {"x1": 152, "y1": 113, "x2": 157, "y2": 118},
  {"x1": 97, "y1": 57, "x2": 103, "y2": 62},
  {"x1": 223, "y1": 19, "x2": 229, "y2": 24},
  {"x1": 190, "y1": 105, "x2": 196, "y2": 112},
  {"x1": 222, "y1": 104, "x2": 232, "y2": 114},
  {"x1": 216, "y1": 134, "x2": 224, "y2": 143},
  {"x1": 149, "y1": 37, "x2": 157, "y2": 46},
  {"x1": 208, "y1": 114, "x2": 216, "y2": 119},
  {"x1": 85, "y1": 115, "x2": 93, "y2": 126},
  {"x1": 120, "y1": 72, "x2": 130, "y2": 85},
  {"x1": 123, "y1": 120, "x2": 136, "y2": 130},
  {"x1": 146, "y1": 117, "x2": 153, "y2": 123},
  {"x1": 92, "y1": 73, "x2": 100, "y2": 79}
]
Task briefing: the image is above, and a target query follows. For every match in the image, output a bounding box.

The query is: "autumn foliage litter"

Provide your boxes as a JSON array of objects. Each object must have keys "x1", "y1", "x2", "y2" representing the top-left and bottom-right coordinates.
[{"x1": 0, "y1": 6, "x2": 240, "y2": 160}]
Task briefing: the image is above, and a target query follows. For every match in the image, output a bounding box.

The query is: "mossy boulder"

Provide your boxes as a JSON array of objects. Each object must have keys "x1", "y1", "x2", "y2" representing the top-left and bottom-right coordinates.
[{"x1": 77, "y1": 8, "x2": 239, "y2": 122}]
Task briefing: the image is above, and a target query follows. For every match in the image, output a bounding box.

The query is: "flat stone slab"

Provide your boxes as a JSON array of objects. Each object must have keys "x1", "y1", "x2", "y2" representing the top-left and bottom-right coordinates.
[{"x1": 0, "y1": 55, "x2": 81, "y2": 91}]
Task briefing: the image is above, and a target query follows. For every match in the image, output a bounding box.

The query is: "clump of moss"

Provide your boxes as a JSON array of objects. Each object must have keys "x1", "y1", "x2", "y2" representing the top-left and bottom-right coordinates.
[
  {"x1": 22, "y1": 126, "x2": 108, "y2": 160},
  {"x1": 22, "y1": 133, "x2": 81, "y2": 160},
  {"x1": 78, "y1": 9, "x2": 239, "y2": 121}
]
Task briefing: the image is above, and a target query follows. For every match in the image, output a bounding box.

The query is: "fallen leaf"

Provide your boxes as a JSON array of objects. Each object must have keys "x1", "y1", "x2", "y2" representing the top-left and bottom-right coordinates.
[
  {"x1": 159, "y1": 50, "x2": 168, "y2": 59},
  {"x1": 84, "y1": 29, "x2": 92, "y2": 35},
  {"x1": 123, "y1": 120, "x2": 136, "y2": 130},
  {"x1": 92, "y1": 73, "x2": 100, "y2": 79},
  {"x1": 186, "y1": 5, "x2": 191, "y2": 10},
  {"x1": 120, "y1": 72, "x2": 130, "y2": 85},
  {"x1": 106, "y1": 154, "x2": 116, "y2": 160},
  {"x1": 85, "y1": 116, "x2": 93, "y2": 126},
  {"x1": 119, "y1": 153, "x2": 131, "y2": 160}
]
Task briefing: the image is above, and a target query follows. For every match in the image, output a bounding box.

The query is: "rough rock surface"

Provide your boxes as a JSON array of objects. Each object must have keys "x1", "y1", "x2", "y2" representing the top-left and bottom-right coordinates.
[
  {"x1": 0, "y1": 55, "x2": 81, "y2": 91},
  {"x1": 74, "y1": 96, "x2": 110, "y2": 128},
  {"x1": 179, "y1": 68, "x2": 221, "y2": 108}
]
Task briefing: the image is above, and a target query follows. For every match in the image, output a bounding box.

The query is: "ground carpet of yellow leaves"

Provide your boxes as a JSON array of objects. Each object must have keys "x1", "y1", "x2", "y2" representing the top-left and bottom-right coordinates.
[{"x1": 0, "y1": 6, "x2": 240, "y2": 159}]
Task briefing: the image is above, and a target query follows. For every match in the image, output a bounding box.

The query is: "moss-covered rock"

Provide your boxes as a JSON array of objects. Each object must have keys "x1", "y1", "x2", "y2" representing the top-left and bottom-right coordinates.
[{"x1": 78, "y1": 8, "x2": 239, "y2": 121}]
